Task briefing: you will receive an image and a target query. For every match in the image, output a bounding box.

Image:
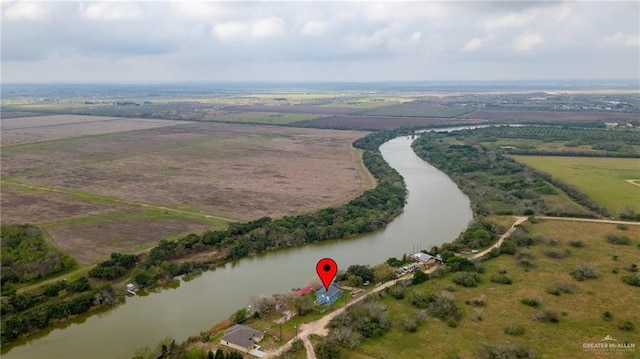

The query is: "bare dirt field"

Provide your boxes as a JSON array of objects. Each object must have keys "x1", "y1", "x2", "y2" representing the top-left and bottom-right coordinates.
[
  {"x1": 294, "y1": 115, "x2": 487, "y2": 129},
  {"x1": 45, "y1": 216, "x2": 215, "y2": 264},
  {"x1": 462, "y1": 109, "x2": 640, "y2": 122},
  {"x1": 2, "y1": 120, "x2": 374, "y2": 263},
  {"x1": 0, "y1": 185, "x2": 130, "y2": 224},
  {"x1": 3, "y1": 121, "x2": 374, "y2": 221},
  {"x1": 1, "y1": 114, "x2": 189, "y2": 146}
]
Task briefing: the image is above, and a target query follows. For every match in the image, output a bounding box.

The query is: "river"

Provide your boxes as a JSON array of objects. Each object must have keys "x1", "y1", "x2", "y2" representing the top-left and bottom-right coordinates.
[{"x1": 3, "y1": 135, "x2": 473, "y2": 359}]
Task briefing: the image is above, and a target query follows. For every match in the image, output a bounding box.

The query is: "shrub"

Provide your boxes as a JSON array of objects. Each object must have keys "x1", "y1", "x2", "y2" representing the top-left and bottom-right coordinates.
[
  {"x1": 477, "y1": 344, "x2": 537, "y2": 359},
  {"x1": 556, "y1": 282, "x2": 578, "y2": 294},
  {"x1": 429, "y1": 267, "x2": 448, "y2": 279},
  {"x1": 412, "y1": 270, "x2": 428, "y2": 285},
  {"x1": 427, "y1": 291, "x2": 462, "y2": 323},
  {"x1": 498, "y1": 268, "x2": 507, "y2": 274},
  {"x1": 521, "y1": 296, "x2": 542, "y2": 308},
  {"x1": 43, "y1": 281, "x2": 67, "y2": 297},
  {"x1": 603, "y1": 311, "x2": 613, "y2": 321},
  {"x1": 618, "y1": 320, "x2": 635, "y2": 331},
  {"x1": 402, "y1": 318, "x2": 418, "y2": 333},
  {"x1": 291, "y1": 338, "x2": 304, "y2": 352},
  {"x1": 606, "y1": 234, "x2": 631, "y2": 245},
  {"x1": 533, "y1": 309, "x2": 560, "y2": 323},
  {"x1": 544, "y1": 248, "x2": 570, "y2": 259},
  {"x1": 409, "y1": 290, "x2": 432, "y2": 309},
  {"x1": 569, "y1": 240, "x2": 585, "y2": 248},
  {"x1": 471, "y1": 295, "x2": 486, "y2": 307},
  {"x1": 613, "y1": 267, "x2": 620, "y2": 274},
  {"x1": 516, "y1": 251, "x2": 536, "y2": 269},
  {"x1": 546, "y1": 287, "x2": 561, "y2": 296},
  {"x1": 504, "y1": 324, "x2": 525, "y2": 336},
  {"x1": 537, "y1": 235, "x2": 558, "y2": 246},
  {"x1": 626, "y1": 263, "x2": 638, "y2": 273},
  {"x1": 617, "y1": 224, "x2": 629, "y2": 231},
  {"x1": 490, "y1": 274, "x2": 512, "y2": 285},
  {"x1": 315, "y1": 339, "x2": 342, "y2": 359},
  {"x1": 499, "y1": 241, "x2": 517, "y2": 255},
  {"x1": 622, "y1": 273, "x2": 640, "y2": 287},
  {"x1": 571, "y1": 265, "x2": 599, "y2": 281},
  {"x1": 387, "y1": 285, "x2": 406, "y2": 300},
  {"x1": 452, "y1": 272, "x2": 479, "y2": 287}
]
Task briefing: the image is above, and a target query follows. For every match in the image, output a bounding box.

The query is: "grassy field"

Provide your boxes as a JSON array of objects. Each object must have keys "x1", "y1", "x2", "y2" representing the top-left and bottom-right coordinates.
[
  {"x1": 341, "y1": 219, "x2": 640, "y2": 359},
  {"x1": 514, "y1": 156, "x2": 640, "y2": 217},
  {"x1": 360, "y1": 102, "x2": 475, "y2": 118},
  {"x1": 207, "y1": 111, "x2": 323, "y2": 124}
]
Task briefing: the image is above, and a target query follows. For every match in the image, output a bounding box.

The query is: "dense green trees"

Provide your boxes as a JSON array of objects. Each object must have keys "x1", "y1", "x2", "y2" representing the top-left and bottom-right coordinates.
[
  {"x1": 412, "y1": 130, "x2": 608, "y2": 217},
  {"x1": 1, "y1": 286, "x2": 119, "y2": 344},
  {"x1": 1, "y1": 224, "x2": 76, "y2": 289},
  {"x1": 88, "y1": 253, "x2": 138, "y2": 279}
]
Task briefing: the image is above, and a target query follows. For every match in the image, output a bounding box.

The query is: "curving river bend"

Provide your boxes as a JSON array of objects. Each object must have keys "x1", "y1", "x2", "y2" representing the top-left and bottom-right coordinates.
[{"x1": 3, "y1": 135, "x2": 473, "y2": 359}]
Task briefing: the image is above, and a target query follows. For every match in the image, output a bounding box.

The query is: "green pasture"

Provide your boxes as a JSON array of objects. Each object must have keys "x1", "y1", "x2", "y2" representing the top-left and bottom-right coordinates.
[
  {"x1": 514, "y1": 156, "x2": 640, "y2": 216},
  {"x1": 342, "y1": 220, "x2": 640, "y2": 359}
]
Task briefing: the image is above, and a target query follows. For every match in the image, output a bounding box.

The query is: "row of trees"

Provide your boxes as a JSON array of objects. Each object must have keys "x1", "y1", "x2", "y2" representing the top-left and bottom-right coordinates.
[
  {"x1": 136, "y1": 129, "x2": 409, "y2": 281},
  {"x1": 412, "y1": 131, "x2": 603, "y2": 218},
  {"x1": 1, "y1": 286, "x2": 120, "y2": 344}
]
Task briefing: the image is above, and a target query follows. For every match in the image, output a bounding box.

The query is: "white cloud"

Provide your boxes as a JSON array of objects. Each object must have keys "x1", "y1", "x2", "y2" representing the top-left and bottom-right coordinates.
[
  {"x1": 514, "y1": 33, "x2": 543, "y2": 51},
  {"x1": 301, "y1": 21, "x2": 327, "y2": 36},
  {"x1": 484, "y1": 12, "x2": 535, "y2": 32},
  {"x1": 462, "y1": 37, "x2": 484, "y2": 52},
  {"x1": 603, "y1": 32, "x2": 640, "y2": 47},
  {"x1": 212, "y1": 22, "x2": 248, "y2": 41},
  {"x1": 82, "y1": 1, "x2": 140, "y2": 22},
  {"x1": 3, "y1": 2, "x2": 46, "y2": 21},
  {"x1": 251, "y1": 17, "x2": 285, "y2": 39},
  {"x1": 411, "y1": 32, "x2": 421, "y2": 42},
  {"x1": 212, "y1": 17, "x2": 285, "y2": 41},
  {"x1": 172, "y1": 2, "x2": 229, "y2": 20}
]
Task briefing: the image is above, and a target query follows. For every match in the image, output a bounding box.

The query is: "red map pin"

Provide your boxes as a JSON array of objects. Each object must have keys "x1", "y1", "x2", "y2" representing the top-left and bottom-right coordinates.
[{"x1": 316, "y1": 258, "x2": 338, "y2": 291}]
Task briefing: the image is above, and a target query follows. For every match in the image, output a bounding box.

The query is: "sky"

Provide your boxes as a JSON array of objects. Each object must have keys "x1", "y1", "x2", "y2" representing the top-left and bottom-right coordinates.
[{"x1": 1, "y1": 1, "x2": 639, "y2": 83}]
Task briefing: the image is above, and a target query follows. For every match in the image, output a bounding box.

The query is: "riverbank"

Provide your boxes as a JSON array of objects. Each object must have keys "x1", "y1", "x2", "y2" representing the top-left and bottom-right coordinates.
[{"x1": 2, "y1": 130, "x2": 474, "y2": 358}]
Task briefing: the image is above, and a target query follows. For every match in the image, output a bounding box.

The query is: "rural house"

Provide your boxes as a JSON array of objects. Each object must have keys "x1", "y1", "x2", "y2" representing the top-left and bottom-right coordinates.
[
  {"x1": 316, "y1": 282, "x2": 343, "y2": 305},
  {"x1": 220, "y1": 324, "x2": 265, "y2": 356},
  {"x1": 411, "y1": 252, "x2": 438, "y2": 266}
]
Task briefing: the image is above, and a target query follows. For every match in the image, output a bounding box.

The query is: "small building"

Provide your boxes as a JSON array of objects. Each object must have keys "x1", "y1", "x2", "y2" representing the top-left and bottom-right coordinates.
[
  {"x1": 316, "y1": 282, "x2": 343, "y2": 305},
  {"x1": 220, "y1": 324, "x2": 264, "y2": 355},
  {"x1": 411, "y1": 252, "x2": 433, "y2": 263}
]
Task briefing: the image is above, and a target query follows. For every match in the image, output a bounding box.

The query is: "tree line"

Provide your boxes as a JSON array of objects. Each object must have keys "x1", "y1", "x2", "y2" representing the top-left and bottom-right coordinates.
[{"x1": 412, "y1": 131, "x2": 605, "y2": 218}]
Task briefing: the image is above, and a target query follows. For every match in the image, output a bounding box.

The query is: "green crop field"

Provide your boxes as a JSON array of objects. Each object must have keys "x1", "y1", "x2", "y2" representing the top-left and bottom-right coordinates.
[
  {"x1": 209, "y1": 111, "x2": 323, "y2": 124},
  {"x1": 514, "y1": 156, "x2": 640, "y2": 217}
]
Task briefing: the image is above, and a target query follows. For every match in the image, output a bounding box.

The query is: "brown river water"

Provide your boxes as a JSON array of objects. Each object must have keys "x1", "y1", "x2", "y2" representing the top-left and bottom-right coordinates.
[{"x1": 3, "y1": 134, "x2": 473, "y2": 359}]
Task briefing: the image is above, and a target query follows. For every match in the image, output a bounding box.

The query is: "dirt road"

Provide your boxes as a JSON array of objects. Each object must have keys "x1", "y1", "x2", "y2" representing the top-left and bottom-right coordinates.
[{"x1": 264, "y1": 216, "x2": 529, "y2": 358}]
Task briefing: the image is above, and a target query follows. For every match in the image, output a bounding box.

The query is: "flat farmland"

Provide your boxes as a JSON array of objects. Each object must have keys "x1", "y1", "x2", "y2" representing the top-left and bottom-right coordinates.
[
  {"x1": 45, "y1": 213, "x2": 221, "y2": 264},
  {"x1": 1, "y1": 114, "x2": 189, "y2": 145},
  {"x1": 359, "y1": 102, "x2": 476, "y2": 118},
  {"x1": 463, "y1": 109, "x2": 640, "y2": 122},
  {"x1": 222, "y1": 105, "x2": 357, "y2": 115},
  {"x1": 513, "y1": 155, "x2": 640, "y2": 216},
  {"x1": 295, "y1": 115, "x2": 486, "y2": 130},
  {"x1": 2, "y1": 122, "x2": 374, "y2": 263}
]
